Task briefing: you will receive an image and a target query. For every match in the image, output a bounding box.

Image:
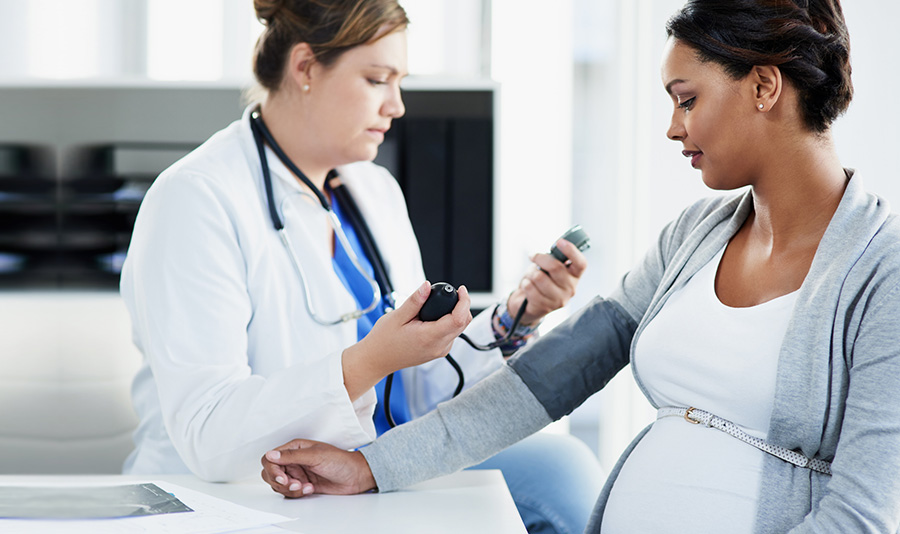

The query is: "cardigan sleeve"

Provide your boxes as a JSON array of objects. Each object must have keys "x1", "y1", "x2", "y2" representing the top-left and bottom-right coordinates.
[
  {"x1": 787, "y1": 280, "x2": 900, "y2": 533},
  {"x1": 360, "y1": 364, "x2": 552, "y2": 492}
]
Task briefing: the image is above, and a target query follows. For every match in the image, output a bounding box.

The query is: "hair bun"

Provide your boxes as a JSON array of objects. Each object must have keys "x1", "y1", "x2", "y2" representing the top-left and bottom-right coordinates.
[
  {"x1": 253, "y1": 0, "x2": 408, "y2": 94},
  {"x1": 254, "y1": 0, "x2": 287, "y2": 24},
  {"x1": 666, "y1": 0, "x2": 853, "y2": 133}
]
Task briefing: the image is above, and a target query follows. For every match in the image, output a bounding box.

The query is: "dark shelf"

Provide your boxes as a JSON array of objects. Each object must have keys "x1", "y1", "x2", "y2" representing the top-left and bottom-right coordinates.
[{"x1": 0, "y1": 87, "x2": 495, "y2": 291}]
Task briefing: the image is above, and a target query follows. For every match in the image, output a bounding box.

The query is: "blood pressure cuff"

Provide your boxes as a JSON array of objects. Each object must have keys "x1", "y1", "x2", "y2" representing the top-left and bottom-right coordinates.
[{"x1": 507, "y1": 296, "x2": 636, "y2": 421}]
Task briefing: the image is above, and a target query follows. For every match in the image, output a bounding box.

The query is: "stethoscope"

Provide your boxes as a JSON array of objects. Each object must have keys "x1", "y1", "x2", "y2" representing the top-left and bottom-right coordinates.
[
  {"x1": 246, "y1": 106, "x2": 558, "y2": 429},
  {"x1": 249, "y1": 107, "x2": 461, "y2": 428},
  {"x1": 249, "y1": 108, "x2": 395, "y2": 325},
  {"x1": 248, "y1": 108, "x2": 549, "y2": 429}
]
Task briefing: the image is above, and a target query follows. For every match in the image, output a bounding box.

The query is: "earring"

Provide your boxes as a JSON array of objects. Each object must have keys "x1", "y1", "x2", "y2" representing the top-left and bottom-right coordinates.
[
  {"x1": 758, "y1": 103, "x2": 764, "y2": 110},
  {"x1": 302, "y1": 84, "x2": 310, "y2": 92}
]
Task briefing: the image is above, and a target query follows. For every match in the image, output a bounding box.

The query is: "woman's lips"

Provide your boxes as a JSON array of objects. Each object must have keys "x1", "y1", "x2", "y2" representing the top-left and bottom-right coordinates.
[{"x1": 682, "y1": 150, "x2": 702, "y2": 168}]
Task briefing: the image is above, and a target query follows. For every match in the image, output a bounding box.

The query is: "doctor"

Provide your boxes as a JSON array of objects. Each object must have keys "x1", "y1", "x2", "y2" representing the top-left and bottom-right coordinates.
[{"x1": 120, "y1": 1, "x2": 603, "y2": 533}]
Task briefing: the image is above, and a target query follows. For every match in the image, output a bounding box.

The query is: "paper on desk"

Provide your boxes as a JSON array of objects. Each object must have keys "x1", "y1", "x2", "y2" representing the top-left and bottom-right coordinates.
[
  {"x1": 0, "y1": 483, "x2": 193, "y2": 519},
  {"x1": 0, "y1": 480, "x2": 294, "y2": 534}
]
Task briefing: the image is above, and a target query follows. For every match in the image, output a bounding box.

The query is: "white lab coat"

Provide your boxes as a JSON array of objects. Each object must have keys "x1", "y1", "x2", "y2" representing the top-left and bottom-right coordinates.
[{"x1": 120, "y1": 107, "x2": 504, "y2": 481}]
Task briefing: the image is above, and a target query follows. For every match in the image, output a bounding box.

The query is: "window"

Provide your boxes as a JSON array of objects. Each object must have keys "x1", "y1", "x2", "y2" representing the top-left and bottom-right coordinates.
[{"x1": 6, "y1": 0, "x2": 489, "y2": 82}]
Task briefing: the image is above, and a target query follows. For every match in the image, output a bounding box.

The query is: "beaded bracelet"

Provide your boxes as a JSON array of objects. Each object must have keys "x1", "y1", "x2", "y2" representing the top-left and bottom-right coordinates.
[{"x1": 490, "y1": 299, "x2": 540, "y2": 357}]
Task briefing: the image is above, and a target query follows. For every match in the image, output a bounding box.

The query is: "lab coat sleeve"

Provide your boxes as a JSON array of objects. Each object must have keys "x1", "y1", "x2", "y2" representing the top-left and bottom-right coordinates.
[{"x1": 123, "y1": 171, "x2": 372, "y2": 481}]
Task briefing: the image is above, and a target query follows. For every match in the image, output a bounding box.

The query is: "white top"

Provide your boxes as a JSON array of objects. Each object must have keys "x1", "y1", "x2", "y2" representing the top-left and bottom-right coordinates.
[
  {"x1": 601, "y1": 246, "x2": 798, "y2": 533},
  {"x1": 120, "y1": 106, "x2": 505, "y2": 481}
]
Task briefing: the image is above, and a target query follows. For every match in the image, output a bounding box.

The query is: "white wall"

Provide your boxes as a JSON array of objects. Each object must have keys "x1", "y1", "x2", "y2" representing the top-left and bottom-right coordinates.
[
  {"x1": 833, "y1": 2, "x2": 900, "y2": 206},
  {"x1": 0, "y1": 292, "x2": 142, "y2": 474},
  {"x1": 492, "y1": 0, "x2": 575, "y2": 300}
]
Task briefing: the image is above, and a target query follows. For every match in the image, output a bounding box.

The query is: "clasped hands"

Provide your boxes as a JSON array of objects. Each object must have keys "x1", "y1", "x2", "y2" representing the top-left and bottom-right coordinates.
[{"x1": 261, "y1": 439, "x2": 375, "y2": 498}]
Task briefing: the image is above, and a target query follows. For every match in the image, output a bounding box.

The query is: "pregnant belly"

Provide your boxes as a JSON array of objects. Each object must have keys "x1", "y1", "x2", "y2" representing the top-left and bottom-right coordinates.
[{"x1": 600, "y1": 416, "x2": 766, "y2": 534}]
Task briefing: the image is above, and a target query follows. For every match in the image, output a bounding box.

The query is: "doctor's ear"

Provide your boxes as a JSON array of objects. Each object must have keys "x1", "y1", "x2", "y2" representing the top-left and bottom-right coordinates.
[{"x1": 286, "y1": 42, "x2": 317, "y2": 92}]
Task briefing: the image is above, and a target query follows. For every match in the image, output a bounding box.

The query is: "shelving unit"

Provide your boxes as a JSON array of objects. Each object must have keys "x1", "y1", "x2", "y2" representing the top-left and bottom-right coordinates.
[{"x1": 0, "y1": 80, "x2": 496, "y2": 291}]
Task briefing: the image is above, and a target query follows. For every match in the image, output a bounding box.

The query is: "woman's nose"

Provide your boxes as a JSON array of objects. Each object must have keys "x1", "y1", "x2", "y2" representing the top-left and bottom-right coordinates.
[
  {"x1": 667, "y1": 111, "x2": 685, "y2": 141},
  {"x1": 384, "y1": 85, "x2": 405, "y2": 118}
]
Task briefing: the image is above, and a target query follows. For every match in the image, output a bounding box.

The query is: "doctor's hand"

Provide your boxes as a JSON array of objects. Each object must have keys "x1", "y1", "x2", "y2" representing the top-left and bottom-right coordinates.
[
  {"x1": 341, "y1": 280, "x2": 472, "y2": 401},
  {"x1": 507, "y1": 238, "x2": 587, "y2": 326},
  {"x1": 261, "y1": 439, "x2": 376, "y2": 498}
]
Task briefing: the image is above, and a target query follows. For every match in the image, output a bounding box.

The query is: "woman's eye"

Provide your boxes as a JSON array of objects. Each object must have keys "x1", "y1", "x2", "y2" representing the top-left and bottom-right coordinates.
[
  {"x1": 678, "y1": 97, "x2": 696, "y2": 111},
  {"x1": 367, "y1": 78, "x2": 387, "y2": 86}
]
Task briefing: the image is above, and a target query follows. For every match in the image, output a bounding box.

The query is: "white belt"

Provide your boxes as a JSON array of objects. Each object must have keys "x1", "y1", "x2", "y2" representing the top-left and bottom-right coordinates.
[{"x1": 657, "y1": 406, "x2": 832, "y2": 476}]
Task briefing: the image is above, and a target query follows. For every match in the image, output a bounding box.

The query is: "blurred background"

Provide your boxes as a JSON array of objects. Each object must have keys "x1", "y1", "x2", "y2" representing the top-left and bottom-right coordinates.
[{"x1": 0, "y1": 0, "x2": 896, "y2": 474}]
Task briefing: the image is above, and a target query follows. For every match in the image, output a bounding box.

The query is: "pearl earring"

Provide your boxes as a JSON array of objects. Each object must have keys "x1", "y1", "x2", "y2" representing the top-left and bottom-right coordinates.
[
  {"x1": 758, "y1": 103, "x2": 764, "y2": 110},
  {"x1": 303, "y1": 84, "x2": 310, "y2": 92}
]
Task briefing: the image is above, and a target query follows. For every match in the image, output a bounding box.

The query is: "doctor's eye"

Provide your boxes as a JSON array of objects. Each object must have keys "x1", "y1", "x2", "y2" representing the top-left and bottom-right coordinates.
[{"x1": 678, "y1": 97, "x2": 696, "y2": 111}]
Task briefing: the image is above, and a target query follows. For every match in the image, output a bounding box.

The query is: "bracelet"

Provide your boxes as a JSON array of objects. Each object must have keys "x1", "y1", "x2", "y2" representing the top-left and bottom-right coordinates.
[{"x1": 490, "y1": 300, "x2": 540, "y2": 356}]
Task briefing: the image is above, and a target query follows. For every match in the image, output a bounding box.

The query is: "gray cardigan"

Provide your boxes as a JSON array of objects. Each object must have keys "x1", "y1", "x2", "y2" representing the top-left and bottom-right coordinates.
[{"x1": 361, "y1": 173, "x2": 900, "y2": 533}]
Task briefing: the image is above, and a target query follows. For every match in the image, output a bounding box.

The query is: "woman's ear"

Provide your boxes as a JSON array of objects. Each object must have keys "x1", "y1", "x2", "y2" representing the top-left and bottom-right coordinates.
[
  {"x1": 286, "y1": 42, "x2": 316, "y2": 93},
  {"x1": 752, "y1": 64, "x2": 782, "y2": 112}
]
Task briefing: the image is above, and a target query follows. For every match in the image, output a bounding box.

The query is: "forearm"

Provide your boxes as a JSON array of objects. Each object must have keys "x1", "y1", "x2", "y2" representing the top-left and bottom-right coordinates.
[
  {"x1": 341, "y1": 342, "x2": 389, "y2": 402},
  {"x1": 361, "y1": 364, "x2": 552, "y2": 492},
  {"x1": 160, "y1": 354, "x2": 374, "y2": 481}
]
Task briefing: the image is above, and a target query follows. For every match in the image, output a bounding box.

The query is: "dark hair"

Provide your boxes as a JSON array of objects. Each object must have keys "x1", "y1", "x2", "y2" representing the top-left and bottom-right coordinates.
[
  {"x1": 253, "y1": 0, "x2": 409, "y2": 92},
  {"x1": 666, "y1": 0, "x2": 852, "y2": 133}
]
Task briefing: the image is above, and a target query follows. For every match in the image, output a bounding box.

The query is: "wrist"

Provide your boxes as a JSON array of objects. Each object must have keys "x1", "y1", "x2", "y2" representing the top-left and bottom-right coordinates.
[
  {"x1": 342, "y1": 342, "x2": 388, "y2": 401},
  {"x1": 490, "y1": 298, "x2": 540, "y2": 357},
  {"x1": 505, "y1": 291, "x2": 533, "y2": 326},
  {"x1": 352, "y1": 451, "x2": 378, "y2": 493},
  {"x1": 496, "y1": 298, "x2": 541, "y2": 337}
]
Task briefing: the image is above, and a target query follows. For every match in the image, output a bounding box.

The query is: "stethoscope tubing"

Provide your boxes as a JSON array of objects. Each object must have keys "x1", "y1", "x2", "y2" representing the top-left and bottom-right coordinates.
[
  {"x1": 249, "y1": 107, "x2": 465, "y2": 429},
  {"x1": 250, "y1": 109, "x2": 384, "y2": 325}
]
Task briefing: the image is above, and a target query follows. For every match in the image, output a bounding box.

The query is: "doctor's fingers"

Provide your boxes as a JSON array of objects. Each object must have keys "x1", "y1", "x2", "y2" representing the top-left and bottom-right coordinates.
[
  {"x1": 437, "y1": 284, "x2": 472, "y2": 331},
  {"x1": 533, "y1": 240, "x2": 588, "y2": 280},
  {"x1": 418, "y1": 285, "x2": 472, "y2": 354},
  {"x1": 517, "y1": 280, "x2": 552, "y2": 320},
  {"x1": 392, "y1": 280, "x2": 433, "y2": 323},
  {"x1": 517, "y1": 276, "x2": 570, "y2": 319}
]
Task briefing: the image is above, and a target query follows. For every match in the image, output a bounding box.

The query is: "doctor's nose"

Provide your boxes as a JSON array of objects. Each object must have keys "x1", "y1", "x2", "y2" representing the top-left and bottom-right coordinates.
[{"x1": 383, "y1": 85, "x2": 405, "y2": 119}]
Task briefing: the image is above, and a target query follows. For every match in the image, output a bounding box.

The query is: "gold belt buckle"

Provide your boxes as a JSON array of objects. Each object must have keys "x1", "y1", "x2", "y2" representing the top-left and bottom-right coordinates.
[{"x1": 684, "y1": 407, "x2": 700, "y2": 424}]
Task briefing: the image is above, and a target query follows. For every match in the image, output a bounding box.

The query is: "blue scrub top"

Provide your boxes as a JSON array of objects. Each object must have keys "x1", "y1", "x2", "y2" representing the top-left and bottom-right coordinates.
[{"x1": 329, "y1": 191, "x2": 410, "y2": 435}]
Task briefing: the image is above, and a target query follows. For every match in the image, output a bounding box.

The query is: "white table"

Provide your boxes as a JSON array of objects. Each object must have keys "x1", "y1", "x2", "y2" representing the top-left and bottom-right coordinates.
[{"x1": 0, "y1": 470, "x2": 526, "y2": 534}]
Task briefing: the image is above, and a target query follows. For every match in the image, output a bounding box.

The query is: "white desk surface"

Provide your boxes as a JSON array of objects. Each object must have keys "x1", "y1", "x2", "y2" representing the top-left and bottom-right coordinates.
[{"x1": 0, "y1": 470, "x2": 527, "y2": 534}]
